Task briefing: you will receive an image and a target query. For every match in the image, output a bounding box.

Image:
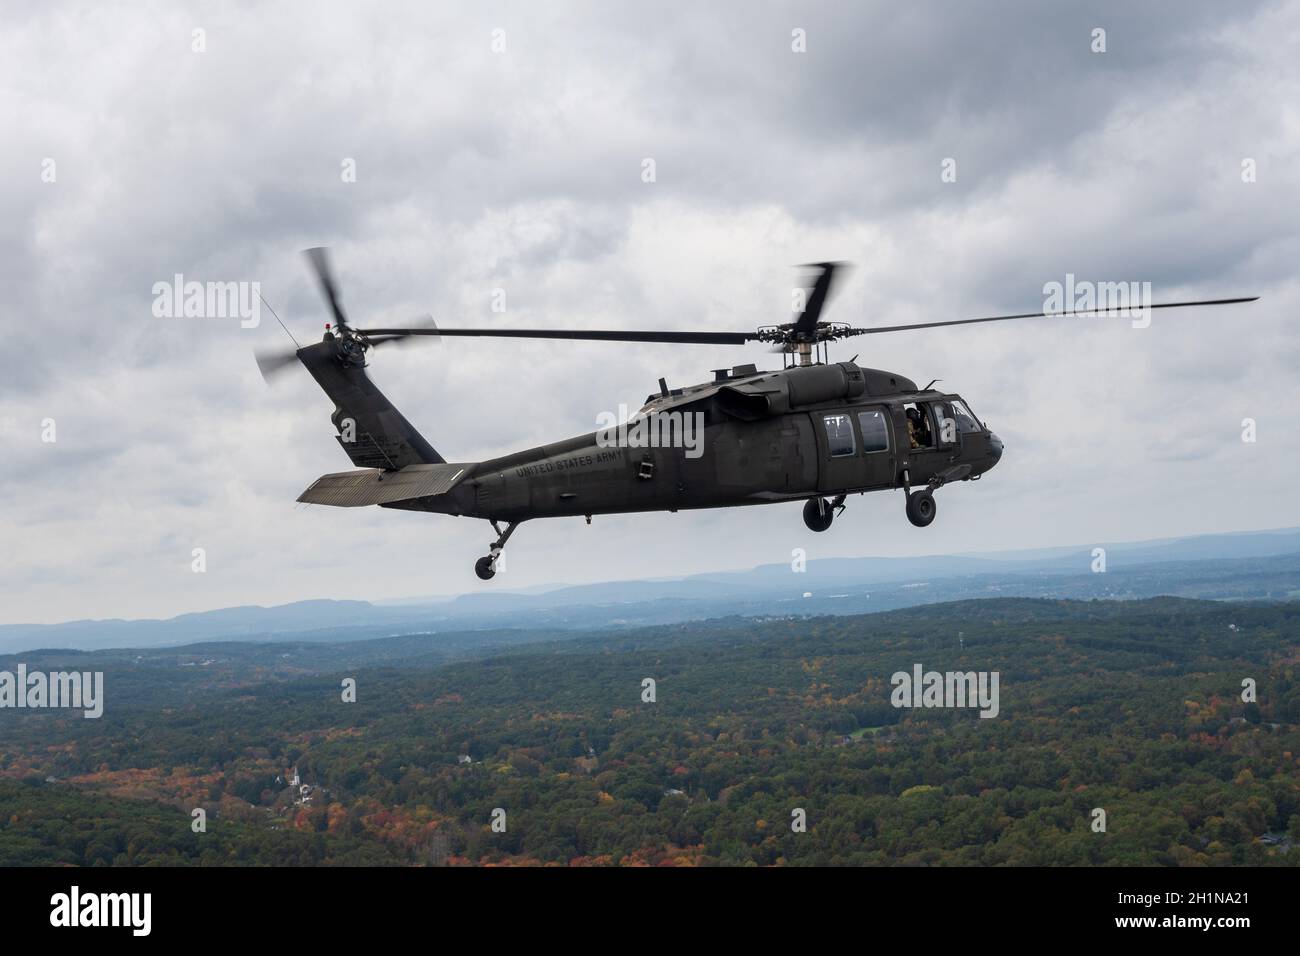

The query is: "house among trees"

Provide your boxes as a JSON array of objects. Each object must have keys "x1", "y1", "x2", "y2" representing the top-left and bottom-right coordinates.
[{"x1": 284, "y1": 767, "x2": 314, "y2": 805}]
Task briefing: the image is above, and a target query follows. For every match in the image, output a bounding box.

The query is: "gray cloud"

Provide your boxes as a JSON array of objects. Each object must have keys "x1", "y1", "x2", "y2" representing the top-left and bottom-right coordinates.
[{"x1": 2, "y1": 0, "x2": 1297, "y2": 622}]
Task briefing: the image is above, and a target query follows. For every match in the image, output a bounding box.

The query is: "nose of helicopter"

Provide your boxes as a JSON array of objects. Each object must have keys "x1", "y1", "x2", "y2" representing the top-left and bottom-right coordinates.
[{"x1": 987, "y1": 432, "x2": 1004, "y2": 469}]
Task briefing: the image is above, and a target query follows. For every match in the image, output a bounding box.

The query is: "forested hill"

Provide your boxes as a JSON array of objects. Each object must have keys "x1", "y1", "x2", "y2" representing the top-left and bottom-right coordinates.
[{"x1": 2, "y1": 597, "x2": 1299, "y2": 866}]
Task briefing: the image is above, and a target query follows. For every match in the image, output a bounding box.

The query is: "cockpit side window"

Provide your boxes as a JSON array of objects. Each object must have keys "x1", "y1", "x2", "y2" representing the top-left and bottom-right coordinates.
[{"x1": 929, "y1": 401, "x2": 956, "y2": 445}]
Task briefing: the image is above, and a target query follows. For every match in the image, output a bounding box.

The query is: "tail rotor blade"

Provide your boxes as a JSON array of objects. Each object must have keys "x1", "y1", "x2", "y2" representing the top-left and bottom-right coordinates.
[{"x1": 255, "y1": 347, "x2": 301, "y2": 383}]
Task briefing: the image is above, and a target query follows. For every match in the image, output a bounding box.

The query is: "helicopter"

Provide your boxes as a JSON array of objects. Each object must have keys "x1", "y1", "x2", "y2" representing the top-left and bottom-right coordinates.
[{"x1": 256, "y1": 249, "x2": 1256, "y2": 580}]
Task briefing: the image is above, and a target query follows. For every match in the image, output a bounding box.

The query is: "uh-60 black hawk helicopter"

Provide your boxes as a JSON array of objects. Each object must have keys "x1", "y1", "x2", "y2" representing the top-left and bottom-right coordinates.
[{"x1": 257, "y1": 249, "x2": 1256, "y2": 580}]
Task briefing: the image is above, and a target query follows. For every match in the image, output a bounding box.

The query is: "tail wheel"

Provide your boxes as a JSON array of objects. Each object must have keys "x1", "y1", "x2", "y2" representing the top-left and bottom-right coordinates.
[
  {"x1": 802, "y1": 498, "x2": 834, "y2": 532},
  {"x1": 906, "y1": 491, "x2": 936, "y2": 528}
]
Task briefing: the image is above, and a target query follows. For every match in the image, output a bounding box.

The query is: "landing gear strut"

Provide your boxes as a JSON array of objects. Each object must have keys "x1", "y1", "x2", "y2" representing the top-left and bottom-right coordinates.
[
  {"x1": 901, "y1": 469, "x2": 938, "y2": 528},
  {"x1": 802, "y1": 495, "x2": 845, "y2": 533},
  {"x1": 475, "y1": 520, "x2": 519, "y2": 580}
]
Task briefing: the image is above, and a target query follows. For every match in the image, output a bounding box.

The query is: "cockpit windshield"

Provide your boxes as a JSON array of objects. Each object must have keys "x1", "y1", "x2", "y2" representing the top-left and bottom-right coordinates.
[{"x1": 950, "y1": 399, "x2": 981, "y2": 434}]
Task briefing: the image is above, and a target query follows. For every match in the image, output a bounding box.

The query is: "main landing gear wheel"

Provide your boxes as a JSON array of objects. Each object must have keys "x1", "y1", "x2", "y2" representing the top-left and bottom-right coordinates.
[
  {"x1": 906, "y1": 490, "x2": 937, "y2": 528},
  {"x1": 474, "y1": 555, "x2": 497, "y2": 580},
  {"x1": 803, "y1": 497, "x2": 834, "y2": 532}
]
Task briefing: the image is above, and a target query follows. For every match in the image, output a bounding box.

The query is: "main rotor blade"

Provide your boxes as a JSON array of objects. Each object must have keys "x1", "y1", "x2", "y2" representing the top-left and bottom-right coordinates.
[
  {"x1": 355, "y1": 327, "x2": 756, "y2": 345},
  {"x1": 850, "y1": 296, "x2": 1259, "y2": 335},
  {"x1": 303, "y1": 246, "x2": 349, "y2": 328},
  {"x1": 367, "y1": 315, "x2": 440, "y2": 349},
  {"x1": 793, "y1": 262, "x2": 844, "y2": 337}
]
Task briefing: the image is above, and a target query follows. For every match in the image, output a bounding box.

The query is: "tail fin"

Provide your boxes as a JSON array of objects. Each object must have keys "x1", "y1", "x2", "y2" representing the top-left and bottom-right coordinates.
[{"x1": 297, "y1": 339, "x2": 443, "y2": 469}]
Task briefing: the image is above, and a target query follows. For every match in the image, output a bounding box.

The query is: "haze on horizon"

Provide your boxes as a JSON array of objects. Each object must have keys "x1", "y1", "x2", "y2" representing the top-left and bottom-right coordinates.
[{"x1": 3, "y1": 1, "x2": 1298, "y2": 624}]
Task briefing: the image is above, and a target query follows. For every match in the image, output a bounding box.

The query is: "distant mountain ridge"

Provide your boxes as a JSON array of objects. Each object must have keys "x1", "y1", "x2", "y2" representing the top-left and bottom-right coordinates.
[{"x1": 4, "y1": 526, "x2": 1298, "y2": 653}]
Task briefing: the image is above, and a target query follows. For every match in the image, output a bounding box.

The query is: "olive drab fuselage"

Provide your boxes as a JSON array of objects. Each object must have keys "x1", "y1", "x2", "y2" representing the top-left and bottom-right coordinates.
[{"x1": 392, "y1": 361, "x2": 1004, "y2": 523}]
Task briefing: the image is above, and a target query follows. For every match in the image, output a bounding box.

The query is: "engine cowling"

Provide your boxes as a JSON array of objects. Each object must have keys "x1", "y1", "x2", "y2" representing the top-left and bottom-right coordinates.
[{"x1": 717, "y1": 362, "x2": 869, "y2": 419}]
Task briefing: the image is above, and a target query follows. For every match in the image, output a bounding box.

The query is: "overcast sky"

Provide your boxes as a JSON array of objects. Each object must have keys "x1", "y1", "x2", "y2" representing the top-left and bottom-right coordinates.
[{"x1": 2, "y1": 0, "x2": 1297, "y2": 624}]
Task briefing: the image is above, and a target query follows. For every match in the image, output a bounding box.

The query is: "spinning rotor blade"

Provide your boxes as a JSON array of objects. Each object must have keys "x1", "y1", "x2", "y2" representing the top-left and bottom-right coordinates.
[
  {"x1": 304, "y1": 246, "x2": 349, "y2": 328},
  {"x1": 367, "y1": 315, "x2": 441, "y2": 348},
  {"x1": 850, "y1": 296, "x2": 1259, "y2": 336},
  {"x1": 255, "y1": 347, "x2": 301, "y2": 383},
  {"x1": 354, "y1": 327, "x2": 756, "y2": 345},
  {"x1": 793, "y1": 262, "x2": 845, "y2": 337},
  {"x1": 279, "y1": 250, "x2": 1258, "y2": 364}
]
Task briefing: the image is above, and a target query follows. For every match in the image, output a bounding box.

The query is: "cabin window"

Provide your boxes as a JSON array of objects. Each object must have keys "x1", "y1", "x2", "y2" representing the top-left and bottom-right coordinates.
[
  {"x1": 857, "y1": 409, "x2": 890, "y2": 453},
  {"x1": 822, "y1": 414, "x2": 855, "y2": 457}
]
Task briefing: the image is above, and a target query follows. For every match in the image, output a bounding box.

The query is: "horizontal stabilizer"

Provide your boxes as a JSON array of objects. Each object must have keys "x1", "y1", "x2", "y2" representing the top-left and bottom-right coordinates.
[{"x1": 297, "y1": 463, "x2": 469, "y2": 507}]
